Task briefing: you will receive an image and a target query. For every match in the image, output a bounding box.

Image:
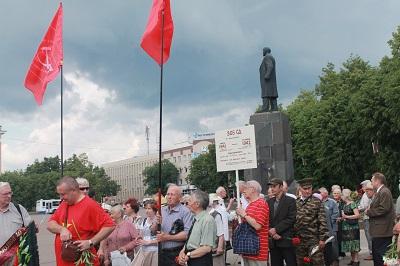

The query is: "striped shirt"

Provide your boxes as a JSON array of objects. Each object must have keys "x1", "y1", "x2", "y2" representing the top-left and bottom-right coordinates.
[{"x1": 243, "y1": 198, "x2": 269, "y2": 261}]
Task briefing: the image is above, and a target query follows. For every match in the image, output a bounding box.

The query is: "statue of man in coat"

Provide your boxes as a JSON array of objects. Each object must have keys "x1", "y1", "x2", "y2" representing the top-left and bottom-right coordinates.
[{"x1": 259, "y1": 47, "x2": 278, "y2": 112}]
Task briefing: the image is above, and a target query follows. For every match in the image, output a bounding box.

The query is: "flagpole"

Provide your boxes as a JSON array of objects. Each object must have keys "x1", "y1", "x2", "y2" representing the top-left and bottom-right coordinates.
[
  {"x1": 60, "y1": 64, "x2": 64, "y2": 177},
  {"x1": 157, "y1": 1, "x2": 165, "y2": 263}
]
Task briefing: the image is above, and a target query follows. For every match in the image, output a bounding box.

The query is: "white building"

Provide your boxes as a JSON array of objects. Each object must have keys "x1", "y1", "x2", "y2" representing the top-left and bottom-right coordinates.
[
  {"x1": 103, "y1": 155, "x2": 158, "y2": 202},
  {"x1": 102, "y1": 134, "x2": 214, "y2": 202}
]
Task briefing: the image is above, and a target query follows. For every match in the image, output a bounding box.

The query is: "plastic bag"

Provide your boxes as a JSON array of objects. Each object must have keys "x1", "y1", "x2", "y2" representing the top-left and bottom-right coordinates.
[{"x1": 110, "y1": 250, "x2": 131, "y2": 266}]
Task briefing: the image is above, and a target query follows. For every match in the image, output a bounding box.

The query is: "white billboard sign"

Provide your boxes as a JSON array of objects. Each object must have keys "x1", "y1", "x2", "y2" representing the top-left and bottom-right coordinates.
[{"x1": 215, "y1": 125, "x2": 257, "y2": 172}]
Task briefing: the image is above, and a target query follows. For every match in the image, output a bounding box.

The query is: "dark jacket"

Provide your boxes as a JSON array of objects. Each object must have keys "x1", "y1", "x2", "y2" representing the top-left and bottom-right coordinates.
[
  {"x1": 267, "y1": 194, "x2": 297, "y2": 248},
  {"x1": 366, "y1": 185, "x2": 395, "y2": 238}
]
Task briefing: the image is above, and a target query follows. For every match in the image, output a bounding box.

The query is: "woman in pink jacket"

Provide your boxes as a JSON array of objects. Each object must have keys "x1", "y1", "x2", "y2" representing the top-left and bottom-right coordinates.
[{"x1": 99, "y1": 205, "x2": 139, "y2": 265}]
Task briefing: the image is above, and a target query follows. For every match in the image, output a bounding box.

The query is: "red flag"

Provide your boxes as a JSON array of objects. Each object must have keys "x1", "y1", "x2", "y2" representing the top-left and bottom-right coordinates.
[
  {"x1": 24, "y1": 3, "x2": 63, "y2": 105},
  {"x1": 141, "y1": 0, "x2": 174, "y2": 65}
]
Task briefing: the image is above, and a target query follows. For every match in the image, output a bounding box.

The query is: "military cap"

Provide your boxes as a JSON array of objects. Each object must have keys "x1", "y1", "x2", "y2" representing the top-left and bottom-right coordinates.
[
  {"x1": 297, "y1": 178, "x2": 313, "y2": 188},
  {"x1": 268, "y1": 178, "x2": 283, "y2": 186}
]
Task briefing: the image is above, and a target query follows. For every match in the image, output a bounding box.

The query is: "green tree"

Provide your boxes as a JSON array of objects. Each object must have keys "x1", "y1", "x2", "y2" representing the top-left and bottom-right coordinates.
[
  {"x1": 143, "y1": 159, "x2": 179, "y2": 195},
  {"x1": 187, "y1": 144, "x2": 235, "y2": 193},
  {"x1": 0, "y1": 153, "x2": 120, "y2": 210},
  {"x1": 26, "y1": 156, "x2": 60, "y2": 174},
  {"x1": 286, "y1": 56, "x2": 379, "y2": 189},
  {"x1": 62, "y1": 153, "x2": 120, "y2": 202},
  {"x1": 284, "y1": 27, "x2": 400, "y2": 194}
]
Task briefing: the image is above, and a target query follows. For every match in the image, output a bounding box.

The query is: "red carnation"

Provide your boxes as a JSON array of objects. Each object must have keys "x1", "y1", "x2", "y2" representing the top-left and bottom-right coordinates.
[
  {"x1": 303, "y1": 256, "x2": 311, "y2": 263},
  {"x1": 292, "y1": 236, "x2": 301, "y2": 246}
]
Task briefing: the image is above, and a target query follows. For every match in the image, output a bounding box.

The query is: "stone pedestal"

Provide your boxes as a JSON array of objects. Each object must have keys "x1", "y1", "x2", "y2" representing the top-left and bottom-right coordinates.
[{"x1": 244, "y1": 111, "x2": 294, "y2": 192}]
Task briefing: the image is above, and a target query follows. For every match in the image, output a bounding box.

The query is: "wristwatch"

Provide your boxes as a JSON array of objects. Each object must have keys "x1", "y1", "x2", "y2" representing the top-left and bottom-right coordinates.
[{"x1": 187, "y1": 252, "x2": 191, "y2": 258}]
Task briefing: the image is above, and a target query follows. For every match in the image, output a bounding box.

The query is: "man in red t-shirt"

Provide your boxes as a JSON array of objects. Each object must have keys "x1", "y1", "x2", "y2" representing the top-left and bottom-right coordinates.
[
  {"x1": 47, "y1": 176, "x2": 115, "y2": 266},
  {"x1": 236, "y1": 180, "x2": 269, "y2": 266}
]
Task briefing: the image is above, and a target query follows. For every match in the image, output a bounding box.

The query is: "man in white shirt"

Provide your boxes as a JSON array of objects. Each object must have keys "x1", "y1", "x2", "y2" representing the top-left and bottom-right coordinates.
[
  {"x1": 209, "y1": 194, "x2": 225, "y2": 266},
  {"x1": 358, "y1": 180, "x2": 374, "y2": 260},
  {"x1": 237, "y1": 181, "x2": 249, "y2": 209},
  {"x1": 215, "y1": 186, "x2": 233, "y2": 265}
]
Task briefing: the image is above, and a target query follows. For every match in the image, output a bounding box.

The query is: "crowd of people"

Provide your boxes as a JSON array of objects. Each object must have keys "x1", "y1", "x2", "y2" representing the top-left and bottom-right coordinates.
[{"x1": 1, "y1": 172, "x2": 400, "y2": 266}]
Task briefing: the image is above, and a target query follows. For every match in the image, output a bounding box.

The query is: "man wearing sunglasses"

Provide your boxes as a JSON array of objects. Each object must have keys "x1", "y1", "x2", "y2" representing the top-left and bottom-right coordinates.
[{"x1": 76, "y1": 177, "x2": 90, "y2": 196}]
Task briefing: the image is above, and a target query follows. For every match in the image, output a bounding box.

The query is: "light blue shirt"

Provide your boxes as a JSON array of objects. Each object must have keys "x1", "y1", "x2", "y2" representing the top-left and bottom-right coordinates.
[{"x1": 161, "y1": 203, "x2": 193, "y2": 249}]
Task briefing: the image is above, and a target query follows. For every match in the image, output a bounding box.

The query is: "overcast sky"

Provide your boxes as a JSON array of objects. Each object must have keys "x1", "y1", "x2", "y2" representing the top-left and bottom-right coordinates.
[{"x1": 1, "y1": 0, "x2": 399, "y2": 171}]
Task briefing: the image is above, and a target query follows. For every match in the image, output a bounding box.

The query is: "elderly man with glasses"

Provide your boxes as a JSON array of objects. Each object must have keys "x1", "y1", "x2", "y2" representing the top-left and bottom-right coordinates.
[
  {"x1": 0, "y1": 182, "x2": 34, "y2": 266},
  {"x1": 157, "y1": 185, "x2": 193, "y2": 266},
  {"x1": 177, "y1": 190, "x2": 216, "y2": 266},
  {"x1": 358, "y1": 180, "x2": 374, "y2": 260}
]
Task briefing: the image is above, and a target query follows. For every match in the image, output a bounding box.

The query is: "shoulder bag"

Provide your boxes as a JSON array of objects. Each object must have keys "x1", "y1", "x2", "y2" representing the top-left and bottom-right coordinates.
[
  {"x1": 61, "y1": 205, "x2": 82, "y2": 262},
  {"x1": 232, "y1": 222, "x2": 259, "y2": 256}
]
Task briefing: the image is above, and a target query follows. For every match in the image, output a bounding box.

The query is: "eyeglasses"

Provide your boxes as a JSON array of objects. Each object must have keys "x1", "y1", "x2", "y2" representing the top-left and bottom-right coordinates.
[
  {"x1": 79, "y1": 187, "x2": 89, "y2": 191},
  {"x1": 0, "y1": 191, "x2": 13, "y2": 196}
]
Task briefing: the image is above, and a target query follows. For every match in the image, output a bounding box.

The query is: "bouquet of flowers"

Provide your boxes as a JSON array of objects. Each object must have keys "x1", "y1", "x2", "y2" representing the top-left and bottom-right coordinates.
[
  {"x1": 75, "y1": 250, "x2": 94, "y2": 266},
  {"x1": 383, "y1": 236, "x2": 399, "y2": 266}
]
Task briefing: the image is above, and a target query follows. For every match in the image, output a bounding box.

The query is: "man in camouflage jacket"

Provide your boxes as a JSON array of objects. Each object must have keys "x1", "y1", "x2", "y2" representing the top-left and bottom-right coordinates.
[{"x1": 294, "y1": 178, "x2": 329, "y2": 266}]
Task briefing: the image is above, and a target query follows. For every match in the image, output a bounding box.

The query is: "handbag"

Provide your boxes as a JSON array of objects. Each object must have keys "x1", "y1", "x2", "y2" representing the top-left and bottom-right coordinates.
[
  {"x1": 61, "y1": 205, "x2": 82, "y2": 262},
  {"x1": 110, "y1": 250, "x2": 131, "y2": 266},
  {"x1": 232, "y1": 222, "x2": 259, "y2": 256},
  {"x1": 169, "y1": 219, "x2": 184, "y2": 235},
  {"x1": 61, "y1": 240, "x2": 81, "y2": 262}
]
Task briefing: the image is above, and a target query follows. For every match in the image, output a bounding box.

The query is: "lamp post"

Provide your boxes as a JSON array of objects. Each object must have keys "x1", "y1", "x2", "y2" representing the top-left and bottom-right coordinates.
[{"x1": 0, "y1": 126, "x2": 6, "y2": 174}]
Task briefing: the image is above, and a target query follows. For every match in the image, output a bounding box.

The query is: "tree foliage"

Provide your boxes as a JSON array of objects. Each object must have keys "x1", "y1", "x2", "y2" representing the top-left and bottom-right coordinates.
[
  {"x1": 143, "y1": 159, "x2": 179, "y2": 195},
  {"x1": 285, "y1": 27, "x2": 400, "y2": 194},
  {"x1": 188, "y1": 144, "x2": 235, "y2": 193},
  {"x1": 0, "y1": 153, "x2": 119, "y2": 210}
]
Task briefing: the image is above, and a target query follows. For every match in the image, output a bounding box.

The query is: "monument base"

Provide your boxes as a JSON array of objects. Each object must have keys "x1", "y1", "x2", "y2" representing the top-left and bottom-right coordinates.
[{"x1": 244, "y1": 111, "x2": 294, "y2": 193}]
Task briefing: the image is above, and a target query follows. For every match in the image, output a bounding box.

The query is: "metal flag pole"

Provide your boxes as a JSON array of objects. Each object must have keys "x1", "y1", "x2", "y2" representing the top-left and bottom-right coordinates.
[
  {"x1": 60, "y1": 63, "x2": 64, "y2": 177},
  {"x1": 157, "y1": 2, "x2": 166, "y2": 265}
]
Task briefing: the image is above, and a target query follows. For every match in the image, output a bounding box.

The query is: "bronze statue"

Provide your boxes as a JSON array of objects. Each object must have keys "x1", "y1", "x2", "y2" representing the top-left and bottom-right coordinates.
[{"x1": 259, "y1": 47, "x2": 278, "y2": 112}]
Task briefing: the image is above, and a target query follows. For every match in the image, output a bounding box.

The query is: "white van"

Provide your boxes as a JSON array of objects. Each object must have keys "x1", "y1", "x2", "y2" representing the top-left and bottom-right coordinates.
[{"x1": 36, "y1": 199, "x2": 61, "y2": 214}]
